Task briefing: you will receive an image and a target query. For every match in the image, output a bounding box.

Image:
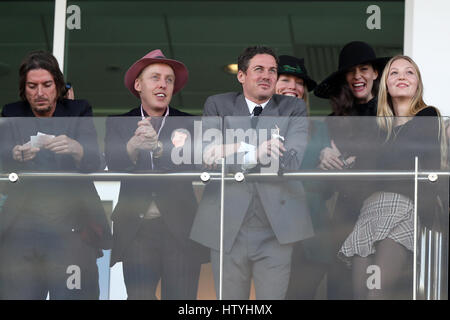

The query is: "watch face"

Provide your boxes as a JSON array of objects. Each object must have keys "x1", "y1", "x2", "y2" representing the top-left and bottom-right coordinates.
[{"x1": 152, "y1": 141, "x2": 164, "y2": 158}]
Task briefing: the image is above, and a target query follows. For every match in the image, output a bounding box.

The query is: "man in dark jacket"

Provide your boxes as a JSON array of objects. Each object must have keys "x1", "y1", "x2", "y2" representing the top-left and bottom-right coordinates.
[
  {"x1": 104, "y1": 49, "x2": 207, "y2": 300},
  {"x1": 0, "y1": 51, "x2": 111, "y2": 299}
]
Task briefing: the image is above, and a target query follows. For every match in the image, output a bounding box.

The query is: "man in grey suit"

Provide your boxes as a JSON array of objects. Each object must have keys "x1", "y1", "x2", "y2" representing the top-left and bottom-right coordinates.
[{"x1": 190, "y1": 46, "x2": 314, "y2": 299}]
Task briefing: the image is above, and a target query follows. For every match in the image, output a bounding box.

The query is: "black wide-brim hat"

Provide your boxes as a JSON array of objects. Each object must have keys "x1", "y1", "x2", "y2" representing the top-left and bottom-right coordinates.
[
  {"x1": 314, "y1": 41, "x2": 390, "y2": 99},
  {"x1": 278, "y1": 55, "x2": 317, "y2": 92}
]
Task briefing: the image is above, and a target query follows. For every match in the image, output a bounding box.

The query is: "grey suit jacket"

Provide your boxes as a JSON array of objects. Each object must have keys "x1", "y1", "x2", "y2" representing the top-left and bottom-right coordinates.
[{"x1": 190, "y1": 92, "x2": 314, "y2": 252}]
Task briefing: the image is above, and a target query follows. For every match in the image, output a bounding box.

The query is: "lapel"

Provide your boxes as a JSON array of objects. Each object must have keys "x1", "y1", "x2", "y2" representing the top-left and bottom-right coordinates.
[
  {"x1": 52, "y1": 101, "x2": 67, "y2": 117},
  {"x1": 121, "y1": 106, "x2": 143, "y2": 139},
  {"x1": 234, "y1": 94, "x2": 252, "y2": 116},
  {"x1": 224, "y1": 93, "x2": 251, "y2": 131},
  {"x1": 51, "y1": 101, "x2": 74, "y2": 136},
  {"x1": 128, "y1": 106, "x2": 142, "y2": 117},
  {"x1": 256, "y1": 96, "x2": 281, "y2": 133},
  {"x1": 20, "y1": 103, "x2": 35, "y2": 117},
  {"x1": 260, "y1": 96, "x2": 280, "y2": 117},
  {"x1": 12, "y1": 103, "x2": 36, "y2": 144}
]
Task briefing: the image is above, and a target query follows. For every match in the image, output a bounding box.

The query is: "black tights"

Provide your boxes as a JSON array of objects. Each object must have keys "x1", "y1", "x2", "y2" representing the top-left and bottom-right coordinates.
[{"x1": 352, "y1": 238, "x2": 413, "y2": 300}]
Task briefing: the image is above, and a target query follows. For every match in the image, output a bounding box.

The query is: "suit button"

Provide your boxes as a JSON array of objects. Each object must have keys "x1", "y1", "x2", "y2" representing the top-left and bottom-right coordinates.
[
  {"x1": 139, "y1": 214, "x2": 145, "y2": 219},
  {"x1": 280, "y1": 200, "x2": 286, "y2": 205}
]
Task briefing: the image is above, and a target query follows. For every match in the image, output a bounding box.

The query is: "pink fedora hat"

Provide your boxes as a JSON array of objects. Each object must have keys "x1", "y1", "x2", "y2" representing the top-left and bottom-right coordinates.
[{"x1": 124, "y1": 49, "x2": 189, "y2": 98}]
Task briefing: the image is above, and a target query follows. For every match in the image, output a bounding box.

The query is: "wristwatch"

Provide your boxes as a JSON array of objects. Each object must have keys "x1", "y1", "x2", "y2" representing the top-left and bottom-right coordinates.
[{"x1": 152, "y1": 140, "x2": 163, "y2": 158}]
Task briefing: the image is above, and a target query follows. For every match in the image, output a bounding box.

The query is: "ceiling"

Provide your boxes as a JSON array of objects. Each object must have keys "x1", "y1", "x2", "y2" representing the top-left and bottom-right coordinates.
[{"x1": 0, "y1": 0, "x2": 404, "y2": 116}]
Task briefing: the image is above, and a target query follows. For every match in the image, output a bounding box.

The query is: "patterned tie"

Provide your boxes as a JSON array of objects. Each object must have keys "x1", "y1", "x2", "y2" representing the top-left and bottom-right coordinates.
[
  {"x1": 252, "y1": 105, "x2": 263, "y2": 128},
  {"x1": 253, "y1": 105, "x2": 263, "y2": 116}
]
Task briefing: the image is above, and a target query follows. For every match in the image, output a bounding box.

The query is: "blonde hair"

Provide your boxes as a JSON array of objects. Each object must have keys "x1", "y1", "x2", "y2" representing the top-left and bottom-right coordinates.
[
  {"x1": 377, "y1": 55, "x2": 447, "y2": 168},
  {"x1": 276, "y1": 74, "x2": 310, "y2": 114}
]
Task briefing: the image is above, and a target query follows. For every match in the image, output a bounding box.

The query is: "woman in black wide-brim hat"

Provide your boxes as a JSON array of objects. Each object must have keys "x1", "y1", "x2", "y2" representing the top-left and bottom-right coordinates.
[
  {"x1": 275, "y1": 55, "x2": 334, "y2": 300},
  {"x1": 314, "y1": 41, "x2": 390, "y2": 115},
  {"x1": 314, "y1": 41, "x2": 390, "y2": 299}
]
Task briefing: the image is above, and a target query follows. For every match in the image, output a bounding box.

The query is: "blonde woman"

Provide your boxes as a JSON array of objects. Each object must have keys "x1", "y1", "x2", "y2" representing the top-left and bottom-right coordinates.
[
  {"x1": 339, "y1": 55, "x2": 446, "y2": 299},
  {"x1": 275, "y1": 55, "x2": 334, "y2": 299},
  {"x1": 276, "y1": 55, "x2": 316, "y2": 111}
]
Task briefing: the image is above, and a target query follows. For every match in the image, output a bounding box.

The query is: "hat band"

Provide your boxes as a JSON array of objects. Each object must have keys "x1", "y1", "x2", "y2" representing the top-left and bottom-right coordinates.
[{"x1": 281, "y1": 64, "x2": 304, "y2": 75}]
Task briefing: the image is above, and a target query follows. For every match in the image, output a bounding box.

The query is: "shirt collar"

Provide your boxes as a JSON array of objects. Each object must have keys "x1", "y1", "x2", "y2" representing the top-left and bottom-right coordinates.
[
  {"x1": 140, "y1": 105, "x2": 170, "y2": 119},
  {"x1": 244, "y1": 97, "x2": 270, "y2": 115}
]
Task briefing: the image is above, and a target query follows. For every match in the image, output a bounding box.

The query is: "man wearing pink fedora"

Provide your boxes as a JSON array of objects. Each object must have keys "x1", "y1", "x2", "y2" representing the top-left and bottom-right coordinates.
[{"x1": 104, "y1": 49, "x2": 207, "y2": 299}]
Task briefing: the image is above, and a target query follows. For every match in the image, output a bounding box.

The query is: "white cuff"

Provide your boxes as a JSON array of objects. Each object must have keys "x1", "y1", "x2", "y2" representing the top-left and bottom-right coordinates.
[{"x1": 238, "y1": 142, "x2": 257, "y2": 170}]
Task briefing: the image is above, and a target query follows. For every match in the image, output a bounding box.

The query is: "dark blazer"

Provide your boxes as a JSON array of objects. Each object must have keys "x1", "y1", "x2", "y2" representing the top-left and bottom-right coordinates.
[
  {"x1": 0, "y1": 99, "x2": 112, "y2": 251},
  {"x1": 105, "y1": 106, "x2": 207, "y2": 265},
  {"x1": 190, "y1": 92, "x2": 314, "y2": 252}
]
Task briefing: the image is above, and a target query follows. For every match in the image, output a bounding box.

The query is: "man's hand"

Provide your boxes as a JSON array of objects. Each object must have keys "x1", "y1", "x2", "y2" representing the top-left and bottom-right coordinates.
[
  {"x1": 126, "y1": 118, "x2": 159, "y2": 163},
  {"x1": 318, "y1": 140, "x2": 355, "y2": 170},
  {"x1": 257, "y1": 138, "x2": 286, "y2": 161},
  {"x1": 12, "y1": 143, "x2": 40, "y2": 162},
  {"x1": 203, "y1": 143, "x2": 240, "y2": 169},
  {"x1": 44, "y1": 134, "x2": 84, "y2": 163}
]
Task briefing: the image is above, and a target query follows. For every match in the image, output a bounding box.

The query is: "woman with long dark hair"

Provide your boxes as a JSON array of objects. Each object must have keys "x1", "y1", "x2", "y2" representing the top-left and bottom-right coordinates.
[{"x1": 314, "y1": 41, "x2": 390, "y2": 299}]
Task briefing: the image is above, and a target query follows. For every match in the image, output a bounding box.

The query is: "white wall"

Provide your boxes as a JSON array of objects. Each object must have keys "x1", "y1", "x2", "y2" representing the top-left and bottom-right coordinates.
[
  {"x1": 52, "y1": 0, "x2": 67, "y2": 71},
  {"x1": 94, "y1": 181, "x2": 127, "y2": 300},
  {"x1": 404, "y1": 0, "x2": 450, "y2": 116}
]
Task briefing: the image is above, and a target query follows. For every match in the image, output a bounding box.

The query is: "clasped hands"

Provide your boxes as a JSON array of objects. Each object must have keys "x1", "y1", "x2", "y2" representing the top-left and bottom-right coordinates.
[
  {"x1": 318, "y1": 140, "x2": 356, "y2": 170},
  {"x1": 127, "y1": 118, "x2": 162, "y2": 162},
  {"x1": 12, "y1": 135, "x2": 84, "y2": 163},
  {"x1": 203, "y1": 138, "x2": 286, "y2": 169}
]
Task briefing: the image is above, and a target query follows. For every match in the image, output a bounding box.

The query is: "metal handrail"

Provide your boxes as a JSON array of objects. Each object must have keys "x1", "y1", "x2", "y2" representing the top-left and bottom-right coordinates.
[
  {"x1": 0, "y1": 168, "x2": 447, "y2": 300},
  {"x1": 1, "y1": 170, "x2": 449, "y2": 181}
]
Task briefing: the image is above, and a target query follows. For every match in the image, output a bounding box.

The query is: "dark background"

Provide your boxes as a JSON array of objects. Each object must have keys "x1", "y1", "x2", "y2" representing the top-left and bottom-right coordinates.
[{"x1": 0, "y1": 0, "x2": 404, "y2": 116}]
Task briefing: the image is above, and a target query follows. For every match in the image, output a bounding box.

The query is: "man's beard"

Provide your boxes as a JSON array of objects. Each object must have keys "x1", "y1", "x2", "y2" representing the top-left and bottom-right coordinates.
[{"x1": 32, "y1": 104, "x2": 53, "y2": 116}]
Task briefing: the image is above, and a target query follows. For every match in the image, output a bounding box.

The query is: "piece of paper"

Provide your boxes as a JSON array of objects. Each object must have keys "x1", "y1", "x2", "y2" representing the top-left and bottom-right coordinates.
[{"x1": 30, "y1": 132, "x2": 55, "y2": 148}]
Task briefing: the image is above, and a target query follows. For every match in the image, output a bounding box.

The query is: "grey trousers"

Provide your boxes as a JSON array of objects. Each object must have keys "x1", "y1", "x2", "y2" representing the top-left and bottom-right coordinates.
[{"x1": 211, "y1": 223, "x2": 293, "y2": 300}]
